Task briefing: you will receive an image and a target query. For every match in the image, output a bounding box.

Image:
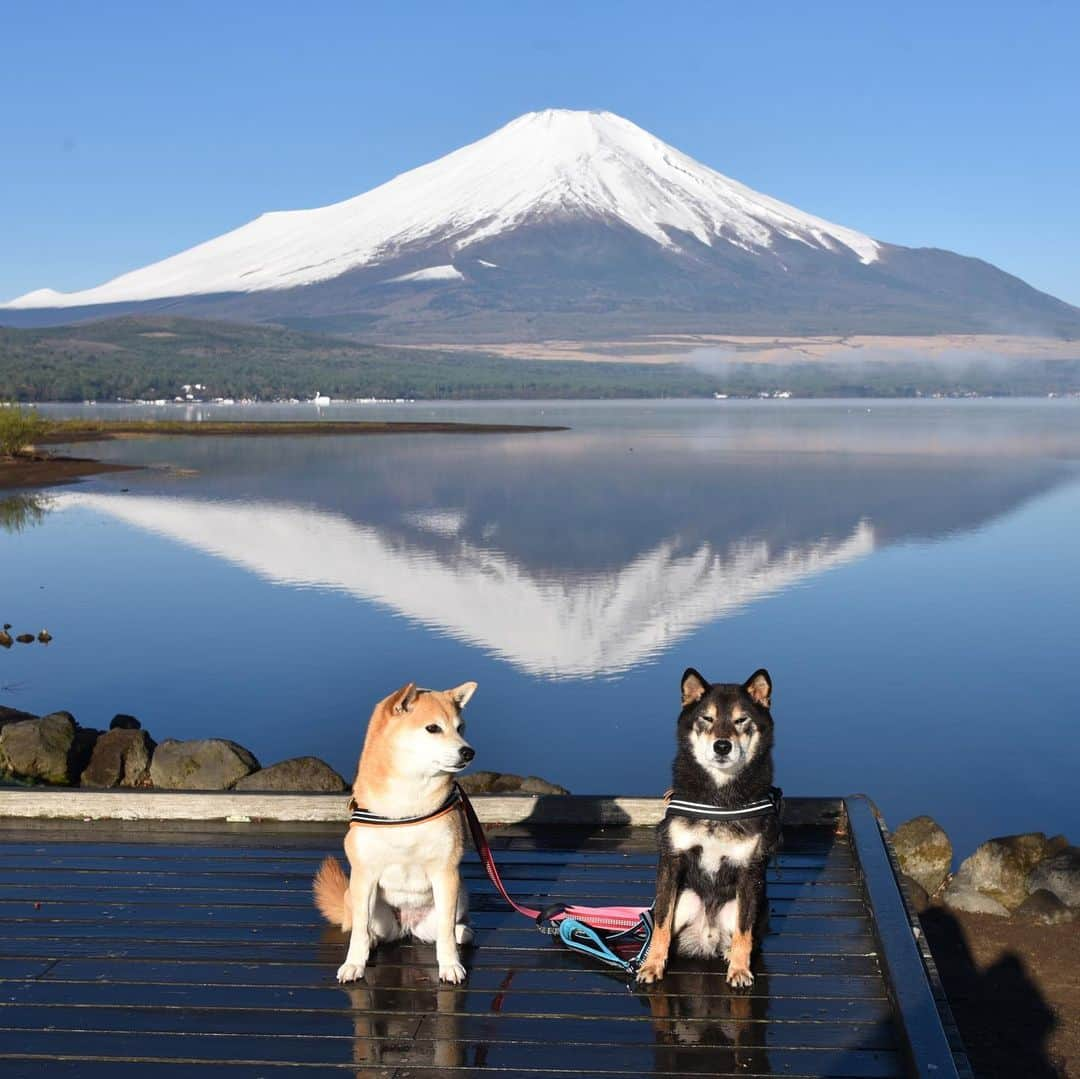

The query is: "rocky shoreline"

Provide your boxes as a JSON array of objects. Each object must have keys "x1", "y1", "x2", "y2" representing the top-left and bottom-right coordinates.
[
  {"x1": 892, "y1": 813, "x2": 1077, "y2": 925},
  {"x1": 0, "y1": 705, "x2": 569, "y2": 797}
]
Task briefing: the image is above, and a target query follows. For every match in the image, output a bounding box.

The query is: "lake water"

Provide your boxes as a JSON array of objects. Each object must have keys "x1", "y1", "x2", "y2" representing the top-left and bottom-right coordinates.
[{"x1": 3, "y1": 399, "x2": 1079, "y2": 857}]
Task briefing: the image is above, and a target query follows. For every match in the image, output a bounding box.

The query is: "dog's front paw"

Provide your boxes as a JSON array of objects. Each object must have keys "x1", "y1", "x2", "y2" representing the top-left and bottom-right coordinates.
[
  {"x1": 636, "y1": 956, "x2": 667, "y2": 985},
  {"x1": 726, "y1": 964, "x2": 754, "y2": 989},
  {"x1": 439, "y1": 961, "x2": 467, "y2": 984},
  {"x1": 336, "y1": 962, "x2": 367, "y2": 983}
]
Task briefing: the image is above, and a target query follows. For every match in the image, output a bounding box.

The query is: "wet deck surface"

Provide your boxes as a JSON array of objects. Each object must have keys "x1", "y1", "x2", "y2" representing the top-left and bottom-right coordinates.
[{"x1": 0, "y1": 811, "x2": 959, "y2": 1076}]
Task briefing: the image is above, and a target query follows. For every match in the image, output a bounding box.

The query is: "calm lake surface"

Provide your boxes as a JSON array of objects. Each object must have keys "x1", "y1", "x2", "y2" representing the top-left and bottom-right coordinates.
[{"x1": 3, "y1": 399, "x2": 1079, "y2": 856}]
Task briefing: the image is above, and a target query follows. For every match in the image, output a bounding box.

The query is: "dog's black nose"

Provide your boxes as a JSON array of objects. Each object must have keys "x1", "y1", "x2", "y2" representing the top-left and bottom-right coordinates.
[
  {"x1": 459, "y1": 746, "x2": 475, "y2": 763},
  {"x1": 714, "y1": 739, "x2": 732, "y2": 758}
]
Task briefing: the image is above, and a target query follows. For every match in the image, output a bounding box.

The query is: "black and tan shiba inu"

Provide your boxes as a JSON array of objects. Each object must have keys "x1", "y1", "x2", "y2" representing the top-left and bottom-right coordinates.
[
  {"x1": 313, "y1": 681, "x2": 478, "y2": 985},
  {"x1": 637, "y1": 667, "x2": 779, "y2": 988}
]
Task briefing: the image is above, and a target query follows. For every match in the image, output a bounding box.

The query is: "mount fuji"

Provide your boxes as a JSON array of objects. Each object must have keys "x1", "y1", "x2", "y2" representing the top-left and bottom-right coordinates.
[{"x1": 4, "y1": 110, "x2": 1078, "y2": 339}]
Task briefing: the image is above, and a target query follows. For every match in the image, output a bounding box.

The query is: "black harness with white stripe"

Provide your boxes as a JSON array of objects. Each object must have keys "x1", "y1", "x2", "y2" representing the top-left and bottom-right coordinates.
[
  {"x1": 348, "y1": 785, "x2": 463, "y2": 828},
  {"x1": 664, "y1": 785, "x2": 783, "y2": 824}
]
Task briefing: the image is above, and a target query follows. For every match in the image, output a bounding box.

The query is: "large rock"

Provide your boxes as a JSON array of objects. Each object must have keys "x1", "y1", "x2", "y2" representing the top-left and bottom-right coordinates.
[
  {"x1": 81, "y1": 729, "x2": 156, "y2": 788},
  {"x1": 951, "y1": 833, "x2": 1060, "y2": 911},
  {"x1": 942, "y1": 877, "x2": 1010, "y2": 917},
  {"x1": 0, "y1": 705, "x2": 38, "y2": 730},
  {"x1": 518, "y1": 775, "x2": 571, "y2": 796},
  {"x1": 891, "y1": 816, "x2": 953, "y2": 895},
  {"x1": 234, "y1": 757, "x2": 347, "y2": 792},
  {"x1": 149, "y1": 738, "x2": 259, "y2": 790},
  {"x1": 110, "y1": 714, "x2": 141, "y2": 731},
  {"x1": 457, "y1": 770, "x2": 500, "y2": 794},
  {"x1": 458, "y1": 771, "x2": 570, "y2": 796},
  {"x1": 1013, "y1": 889, "x2": 1076, "y2": 926},
  {"x1": 0, "y1": 712, "x2": 76, "y2": 784},
  {"x1": 1027, "y1": 846, "x2": 1080, "y2": 909}
]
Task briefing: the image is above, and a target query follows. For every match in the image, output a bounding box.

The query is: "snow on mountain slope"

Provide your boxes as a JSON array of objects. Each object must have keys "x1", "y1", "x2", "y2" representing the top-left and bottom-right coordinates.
[{"x1": 2, "y1": 110, "x2": 879, "y2": 310}]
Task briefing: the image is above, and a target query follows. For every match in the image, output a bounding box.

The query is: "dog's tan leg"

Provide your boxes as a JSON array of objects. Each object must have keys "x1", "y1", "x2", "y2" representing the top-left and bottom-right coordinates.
[
  {"x1": 727, "y1": 871, "x2": 763, "y2": 988},
  {"x1": 637, "y1": 856, "x2": 679, "y2": 984},
  {"x1": 726, "y1": 927, "x2": 754, "y2": 988},
  {"x1": 429, "y1": 866, "x2": 466, "y2": 984},
  {"x1": 337, "y1": 868, "x2": 377, "y2": 983}
]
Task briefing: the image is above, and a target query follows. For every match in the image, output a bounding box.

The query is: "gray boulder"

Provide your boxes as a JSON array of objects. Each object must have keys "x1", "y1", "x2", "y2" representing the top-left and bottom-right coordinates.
[
  {"x1": 457, "y1": 771, "x2": 570, "y2": 796},
  {"x1": 81, "y1": 729, "x2": 156, "y2": 788},
  {"x1": 891, "y1": 816, "x2": 953, "y2": 895},
  {"x1": 1027, "y1": 846, "x2": 1080, "y2": 909},
  {"x1": 951, "y1": 833, "x2": 1060, "y2": 911},
  {"x1": 149, "y1": 738, "x2": 260, "y2": 790},
  {"x1": 0, "y1": 705, "x2": 38, "y2": 730},
  {"x1": 1013, "y1": 889, "x2": 1076, "y2": 926},
  {"x1": 234, "y1": 757, "x2": 347, "y2": 792},
  {"x1": 942, "y1": 877, "x2": 1010, "y2": 917},
  {"x1": 518, "y1": 775, "x2": 571, "y2": 796},
  {"x1": 0, "y1": 712, "x2": 76, "y2": 784}
]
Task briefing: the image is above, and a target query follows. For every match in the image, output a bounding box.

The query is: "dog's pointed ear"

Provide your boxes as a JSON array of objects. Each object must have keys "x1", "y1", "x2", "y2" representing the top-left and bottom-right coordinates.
[
  {"x1": 448, "y1": 681, "x2": 478, "y2": 710},
  {"x1": 743, "y1": 669, "x2": 772, "y2": 708},
  {"x1": 390, "y1": 682, "x2": 419, "y2": 715},
  {"x1": 681, "y1": 668, "x2": 709, "y2": 707}
]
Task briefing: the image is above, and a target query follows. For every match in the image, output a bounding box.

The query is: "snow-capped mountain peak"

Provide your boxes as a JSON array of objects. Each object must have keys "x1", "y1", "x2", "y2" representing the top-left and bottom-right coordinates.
[{"x1": 3, "y1": 109, "x2": 880, "y2": 310}]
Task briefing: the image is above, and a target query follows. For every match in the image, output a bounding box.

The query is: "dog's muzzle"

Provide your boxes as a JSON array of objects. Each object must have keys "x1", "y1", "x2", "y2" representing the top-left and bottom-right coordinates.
[{"x1": 713, "y1": 739, "x2": 733, "y2": 759}]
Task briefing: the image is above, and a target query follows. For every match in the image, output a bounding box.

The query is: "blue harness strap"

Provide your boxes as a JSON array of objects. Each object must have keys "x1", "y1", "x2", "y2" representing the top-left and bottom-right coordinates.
[{"x1": 556, "y1": 909, "x2": 655, "y2": 976}]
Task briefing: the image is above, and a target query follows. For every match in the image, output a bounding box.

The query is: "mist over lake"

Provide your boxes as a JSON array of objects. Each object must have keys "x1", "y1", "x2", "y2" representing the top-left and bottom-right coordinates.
[{"x1": 3, "y1": 398, "x2": 1078, "y2": 856}]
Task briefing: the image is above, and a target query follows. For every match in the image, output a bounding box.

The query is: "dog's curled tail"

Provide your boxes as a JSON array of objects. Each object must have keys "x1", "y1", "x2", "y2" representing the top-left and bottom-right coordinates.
[{"x1": 313, "y1": 856, "x2": 351, "y2": 930}]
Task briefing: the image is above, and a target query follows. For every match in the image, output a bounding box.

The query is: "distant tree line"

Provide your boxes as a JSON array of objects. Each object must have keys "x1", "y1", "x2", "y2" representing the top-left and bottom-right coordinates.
[{"x1": 1, "y1": 317, "x2": 1078, "y2": 401}]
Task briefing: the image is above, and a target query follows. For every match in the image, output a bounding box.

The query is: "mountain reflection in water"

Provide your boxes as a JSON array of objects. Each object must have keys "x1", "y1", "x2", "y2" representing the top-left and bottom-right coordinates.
[
  {"x1": 5, "y1": 400, "x2": 1080, "y2": 854},
  {"x1": 54, "y1": 492, "x2": 877, "y2": 679}
]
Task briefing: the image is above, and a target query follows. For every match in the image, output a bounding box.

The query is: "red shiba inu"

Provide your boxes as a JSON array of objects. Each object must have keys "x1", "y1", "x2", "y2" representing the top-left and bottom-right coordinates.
[{"x1": 313, "y1": 681, "x2": 477, "y2": 984}]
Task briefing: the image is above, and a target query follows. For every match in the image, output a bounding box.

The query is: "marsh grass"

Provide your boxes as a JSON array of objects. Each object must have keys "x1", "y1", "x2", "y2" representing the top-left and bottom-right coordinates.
[{"x1": 0, "y1": 403, "x2": 49, "y2": 457}]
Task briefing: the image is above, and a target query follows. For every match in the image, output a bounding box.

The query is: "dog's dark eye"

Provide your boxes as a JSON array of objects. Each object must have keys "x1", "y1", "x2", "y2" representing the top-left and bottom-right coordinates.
[
  {"x1": 425, "y1": 724, "x2": 441, "y2": 734},
  {"x1": 734, "y1": 717, "x2": 750, "y2": 727}
]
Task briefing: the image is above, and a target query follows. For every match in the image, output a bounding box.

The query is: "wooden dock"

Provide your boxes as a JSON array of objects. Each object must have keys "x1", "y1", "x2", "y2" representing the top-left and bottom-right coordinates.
[{"x1": 0, "y1": 795, "x2": 971, "y2": 1077}]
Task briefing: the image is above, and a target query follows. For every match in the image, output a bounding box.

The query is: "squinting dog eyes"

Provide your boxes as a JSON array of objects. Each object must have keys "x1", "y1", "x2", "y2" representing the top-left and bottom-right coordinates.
[{"x1": 425, "y1": 724, "x2": 441, "y2": 734}]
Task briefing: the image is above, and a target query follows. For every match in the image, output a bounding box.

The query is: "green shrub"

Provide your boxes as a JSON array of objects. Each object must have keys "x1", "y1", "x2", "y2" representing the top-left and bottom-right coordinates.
[{"x1": 0, "y1": 403, "x2": 49, "y2": 457}]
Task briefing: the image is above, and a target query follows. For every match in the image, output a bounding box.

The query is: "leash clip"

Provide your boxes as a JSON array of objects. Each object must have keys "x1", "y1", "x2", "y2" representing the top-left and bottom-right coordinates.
[{"x1": 536, "y1": 903, "x2": 568, "y2": 935}]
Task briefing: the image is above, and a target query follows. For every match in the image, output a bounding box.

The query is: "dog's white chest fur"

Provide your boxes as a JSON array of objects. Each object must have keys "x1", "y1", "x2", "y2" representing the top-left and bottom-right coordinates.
[
  {"x1": 346, "y1": 817, "x2": 460, "y2": 910},
  {"x1": 668, "y1": 818, "x2": 761, "y2": 875}
]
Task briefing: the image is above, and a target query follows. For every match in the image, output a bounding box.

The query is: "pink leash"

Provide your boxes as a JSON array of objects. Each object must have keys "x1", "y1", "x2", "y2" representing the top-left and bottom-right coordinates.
[{"x1": 456, "y1": 784, "x2": 649, "y2": 933}]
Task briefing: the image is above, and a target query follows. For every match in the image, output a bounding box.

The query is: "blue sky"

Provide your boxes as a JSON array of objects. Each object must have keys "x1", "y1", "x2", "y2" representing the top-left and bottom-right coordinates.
[{"x1": 3, "y1": 0, "x2": 1078, "y2": 307}]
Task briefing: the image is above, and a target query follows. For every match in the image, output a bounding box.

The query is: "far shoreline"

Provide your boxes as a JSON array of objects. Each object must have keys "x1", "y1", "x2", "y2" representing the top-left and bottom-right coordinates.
[{"x1": 1, "y1": 417, "x2": 568, "y2": 491}]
